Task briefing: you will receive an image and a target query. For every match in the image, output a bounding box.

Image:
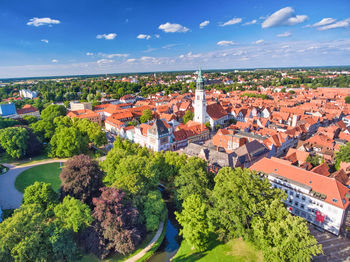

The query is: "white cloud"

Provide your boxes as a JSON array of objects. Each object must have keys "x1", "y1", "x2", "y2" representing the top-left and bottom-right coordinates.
[
  {"x1": 312, "y1": 18, "x2": 336, "y2": 27},
  {"x1": 104, "y1": 53, "x2": 129, "y2": 58},
  {"x1": 277, "y1": 31, "x2": 291, "y2": 37},
  {"x1": 137, "y1": 34, "x2": 151, "y2": 40},
  {"x1": 243, "y1": 19, "x2": 257, "y2": 26},
  {"x1": 126, "y1": 58, "x2": 136, "y2": 63},
  {"x1": 217, "y1": 40, "x2": 235, "y2": 46},
  {"x1": 27, "y1": 17, "x2": 60, "y2": 27},
  {"x1": 199, "y1": 20, "x2": 210, "y2": 28},
  {"x1": 41, "y1": 39, "x2": 49, "y2": 43},
  {"x1": 318, "y1": 18, "x2": 350, "y2": 30},
  {"x1": 97, "y1": 59, "x2": 114, "y2": 65},
  {"x1": 262, "y1": 7, "x2": 308, "y2": 28},
  {"x1": 96, "y1": 33, "x2": 117, "y2": 40},
  {"x1": 179, "y1": 52, "x2": 202, "y2": 59},
  {"x1": 254, "y1": 39, "x2": 264, "y2": 44},
  {"x1": 51, "y1": 59, "x2": 58, "y2": 63},
  {"x1": 158, "y1": 22, "x2": 189, "y2": 33},
  {"x1": 221, "y1": 18, "x2": 242, "y2": 26},
  {"x1": 86, "y1": 52, "x2": 94, "y2": 56},
  {"x1": 154, "y1": 34, "x2": 160, "y2": 38}
]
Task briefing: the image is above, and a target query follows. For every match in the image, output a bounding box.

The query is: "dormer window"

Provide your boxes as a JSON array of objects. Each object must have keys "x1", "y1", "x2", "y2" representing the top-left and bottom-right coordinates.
[{"x1": 332, "y1": 198, "x2": 338, "y2": 203}]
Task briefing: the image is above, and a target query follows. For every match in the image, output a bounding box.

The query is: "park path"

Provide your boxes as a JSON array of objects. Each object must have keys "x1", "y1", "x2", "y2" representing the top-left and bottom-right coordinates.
[
  {"x1": 0, "y1": 159, "x2": 67, "y2": 209},
  {"x1": 124, "y1": 221, "x2": 164, "y2": 262}
]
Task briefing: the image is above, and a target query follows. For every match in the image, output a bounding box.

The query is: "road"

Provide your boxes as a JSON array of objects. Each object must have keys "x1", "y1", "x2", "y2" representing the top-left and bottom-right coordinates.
[{"x1": 0, "y1": 159, "x2": 67, "y2": 209}]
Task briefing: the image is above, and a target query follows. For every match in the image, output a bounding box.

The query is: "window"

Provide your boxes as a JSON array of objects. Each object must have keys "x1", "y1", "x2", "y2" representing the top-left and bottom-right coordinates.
[
  {"x1": 302, "y1": 196, "x2": 306, "y2": 201},
  {"x1": 296, "y1": 194, "x2": 300, "y2": 199},
  {"x1": 301, "y1": 204, "x2": 305, "y2": 209},
  {"x1": 289, "y1": 199, "x2": 293, "y2": 204},
  {"x1": 295, "y1": 202, "x2": 299, "y2": 207},
  {"x1": 332, "y1": 198, "x2": 338, "y2": 203},
  {"x1": 289, "y1": 191, "x2": 294, "y2": 196}
]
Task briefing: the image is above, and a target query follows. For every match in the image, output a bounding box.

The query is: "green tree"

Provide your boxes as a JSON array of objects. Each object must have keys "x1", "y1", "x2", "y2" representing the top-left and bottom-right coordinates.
[
  {"x1": 345, "y1": 96, "x2": 350, "y2": 104},
  {"x1": 306, "y1": 155, "x2": 321, "y2": 167},
  {"x1": 0, "y1": 127, "x2": 28, "y2": 159},
  {"x1": 0, "y1": 204, "x2": 52, "y2": 262},
  {"x1": 30, "y1": 120, "x2": 56, "y2": 142},
  {"x1": 142, "y1": 190, "x2": 166, "y2": 232},
  {"x1": 208, "y1": 167, "x2": 284, "y2": 241},
  {"x1": 22, "y1": 115, "x2": 38, "y2": 125},
  {"x1": 22, "y1": 182, "x2": 58, "y2": 213},
  {"x1": 183, "y1": 110, "x2": 194, "y2": 124},
  {"x1": 251, "y1": 199, "x2": 322, "y2": 262},
  {"x1": 140, "y1": 109, "x2": 153, "y2": 123},
  {"x1": 174, "y1": 157, "x2": 212, "y2": 204},
  {"x1": 73, "y1": 118, "x2": 107, "y2": 146},
  {"x1": 49, "y1": 127, "x2": 89, "y2": 157},
  {"x1": 175, "y1": 194, "x2": 210, "y2": 252},
  {"x1": 335, "y1": 142, "x2": 350, "y2": 164},
  {"x1": 104, "y1": 155, "x2": 158, "y2": 196},
  {"x1": 40, "y1": 105, "x2": 67, "y2": 122},
  {"x1": 54, "y1": 196, "x2": 93, "y2": 233}
]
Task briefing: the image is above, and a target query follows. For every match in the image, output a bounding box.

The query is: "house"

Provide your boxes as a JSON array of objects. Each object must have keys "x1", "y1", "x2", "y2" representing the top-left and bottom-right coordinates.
[
  {"x1": 0, "y1": 103, "x2": 18, "y2": 118},
  {"x1": 67, "y1": 109, "x2": 101, "y2": 125},
  {"x1": 250, "y1": 157, "x2": 350, "y2": 235},
  {"x1": 19, "y1": 89, "x2": 38, "y2": 99},
  {"x1": 16, "y1": 104, "x2": 40, "y2": 118},
  {"x1": 172, "y1": 121, "x2": 209, "y2": 150},
  {"x1": 70, "y1": 102, "x2": 92, "y2": 111},
  {"x1": 134, "y1": 119, "x2": 173, "y2": 152}
]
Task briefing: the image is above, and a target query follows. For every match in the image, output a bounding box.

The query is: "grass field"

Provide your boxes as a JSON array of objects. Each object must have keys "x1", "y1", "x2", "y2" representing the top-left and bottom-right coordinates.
[
  {"x1": 172, "y1": 237, "x2": 262, "y2": 262},
  {"x1": 14, "y1": 162, "x2": 63, "y2": 193}
]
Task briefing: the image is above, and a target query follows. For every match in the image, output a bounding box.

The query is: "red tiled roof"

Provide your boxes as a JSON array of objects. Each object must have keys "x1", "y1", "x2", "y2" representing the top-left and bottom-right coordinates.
[{"x1": 250, "y1": 157, "x2": 350, "y2": 210}]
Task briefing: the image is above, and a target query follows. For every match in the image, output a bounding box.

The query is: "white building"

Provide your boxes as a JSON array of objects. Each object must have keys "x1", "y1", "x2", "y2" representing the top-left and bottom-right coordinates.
[
  {"x1": 193, "y1": 69, "x2": 207, "y2": 124},
  {"x1": 251, "y1": 157, "x2": 350, "y2": 235},
  {"x1": 193, "y1": 69, "x2": 228, "y2": 129},
  {"x1": 134, "y1": 119, "x2": 173, "y2": 152},
  {"x1": 19, "y1": 89, "x2": 38, "y2": 99}
]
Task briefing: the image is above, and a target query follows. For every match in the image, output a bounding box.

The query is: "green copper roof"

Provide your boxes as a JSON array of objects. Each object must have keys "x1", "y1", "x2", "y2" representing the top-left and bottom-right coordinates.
[{"x1": 196, "y1": 68, "x2": 203, "y2": 83}]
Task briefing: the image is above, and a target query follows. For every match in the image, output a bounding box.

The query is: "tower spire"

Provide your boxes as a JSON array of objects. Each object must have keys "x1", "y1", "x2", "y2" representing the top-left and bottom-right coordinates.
[{"x1": 196, "y1": 68, "x2": 204, "y2": 90}]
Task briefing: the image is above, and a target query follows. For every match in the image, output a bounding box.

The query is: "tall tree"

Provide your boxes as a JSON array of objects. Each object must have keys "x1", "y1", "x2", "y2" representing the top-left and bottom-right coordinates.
[
  {"x1": 174, "y1": 157, "x2": 212, "y2": 204},
  {"x1": 104, "y1": 155, "x2": 158, "y2": 196},
  {"x1": 92, "y1": 187, "x2": 143, "y2": 255},
  {"x1": 175, "y1": 194, "x2": 210, "y2": 252},
  {"x1": 54, "y1": 196, "x2": 93, "y2": 232},
  {"x1": 60, "y1": 154, "x2": 104, "y2": 204},
  {"x1": 74, "y1": 118, "x2": 107, "y2": 147},
  {"x1": 30, "y1": 120, "x2": 56, "y2": 142},
  {"x1": 49, "y1": 127, "x2": 88, "y2": 157},
  {"x1": 22, "y1": 182, "x2": 58, "y2": 213},
  {"x1": 251, "y1": 199, "x2": 322, "y2": 262},
  {"x1": 40, "y1": 104, "x2": 67, "y2": 122},
  {"x1": 0, "y1": 127, "x2": 28, "y2": 159},
  {"x1": 208, "y1": 167, "x2": 284, "y2": 241}
]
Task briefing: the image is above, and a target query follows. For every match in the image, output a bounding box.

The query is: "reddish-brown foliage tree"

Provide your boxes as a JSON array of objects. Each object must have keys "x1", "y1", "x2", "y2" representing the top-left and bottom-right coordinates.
[
  {"x1": 60, "y1": 154, "x2": 103, "y2": 205},
  {"x1": 92, "y1": 187, "x2": 143, "y2": 255}
]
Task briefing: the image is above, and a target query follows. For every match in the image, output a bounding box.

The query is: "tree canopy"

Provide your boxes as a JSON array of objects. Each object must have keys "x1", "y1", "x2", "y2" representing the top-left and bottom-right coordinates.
[
  {"x1": 140, "y1": 109, "x2": 153, "y2": 123},
  {"x1": 175, "y1": 194, "x2": 210, "y2": 252},
  {"x1": 183, "y1": 110, "x2": 194, "y2": 124},
  {"x1": 0, "y1": 127, "x2": 28, "y2": 159},
  {"x1": 60, "y1": 154, "x2": 104, "y2": 204}
]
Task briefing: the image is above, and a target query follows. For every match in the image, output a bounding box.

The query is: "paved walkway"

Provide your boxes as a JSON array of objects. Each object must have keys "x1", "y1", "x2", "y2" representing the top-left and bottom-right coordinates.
[
  {"x1": 125, "y1": 221, "x2": 164, "y2": 262},
  {"x1": 0, "y1": 159, "x2": 67, "y2": 209}
]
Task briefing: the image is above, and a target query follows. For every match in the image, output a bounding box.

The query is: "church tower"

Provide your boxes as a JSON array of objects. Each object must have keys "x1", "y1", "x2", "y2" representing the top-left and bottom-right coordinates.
[{"x1": 194, "y1": 69, "x2": 207, "y2": 124}]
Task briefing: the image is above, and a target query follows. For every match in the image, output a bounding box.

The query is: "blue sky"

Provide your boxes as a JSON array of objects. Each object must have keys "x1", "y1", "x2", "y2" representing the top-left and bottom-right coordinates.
[{"x1": 0, "y1": 0, "x2": 350, "y2": 78}]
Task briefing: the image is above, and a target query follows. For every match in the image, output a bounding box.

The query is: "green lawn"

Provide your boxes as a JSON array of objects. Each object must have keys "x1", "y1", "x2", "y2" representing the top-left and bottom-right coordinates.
[
  {"x1": 172, "y1": 237, "x2": 262, "y2": 262},
  {"x1": 0, "y1": 153, "x2": 51, "y2": 166},
  {"x1": 15, "y1": 162, "x2": 63, "y2": 193}
]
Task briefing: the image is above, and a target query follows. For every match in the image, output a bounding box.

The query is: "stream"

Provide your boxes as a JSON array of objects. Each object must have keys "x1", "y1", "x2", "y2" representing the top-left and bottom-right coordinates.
[{"x1": 149, "y1": 187, "x2": 180, "y2": 262}]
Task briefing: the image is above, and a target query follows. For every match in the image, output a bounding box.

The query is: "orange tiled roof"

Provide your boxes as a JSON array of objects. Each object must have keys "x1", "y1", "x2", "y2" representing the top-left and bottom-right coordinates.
[{"x1": 250, "y1": 157, "x2": 350, "y2": 210}]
